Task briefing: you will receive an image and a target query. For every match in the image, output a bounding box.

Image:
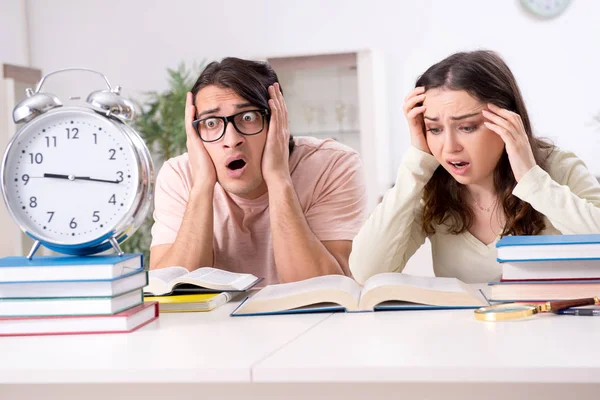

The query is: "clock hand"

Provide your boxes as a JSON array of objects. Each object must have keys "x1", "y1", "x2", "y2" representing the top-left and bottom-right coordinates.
[
  {"x1": 43, "y1": 173, "x2": 71, "y2": 180},
  {"x1": 73, "y1": 176, "x2": 120, "y2": 184},
  {"x1": 43, "y1": 173, "x2": 119, "y2": 184}
]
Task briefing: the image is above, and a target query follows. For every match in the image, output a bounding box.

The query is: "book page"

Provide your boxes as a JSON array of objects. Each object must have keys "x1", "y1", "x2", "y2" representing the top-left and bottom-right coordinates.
[
  {"x1": 148, "y1": 266, "x2": 190, "y2": 284},
  {"x1": 234, "y1": 275, "x2": 362, "y2": 314},
  {"x1": 144, "y1": 266, "x2": 191, "y2": 295},
  {"x1": 180, "y1": 267, "x2": 258, "y2": 291},
  {"x1": 253, "y1": 275, "x2": 361, "y2": 302},
  {"x1": 359, "y1": 273, "x2": 487, "y2": 310},
  {"x1": 362, "y1": 273, "x2": 468, "y2": 294}
]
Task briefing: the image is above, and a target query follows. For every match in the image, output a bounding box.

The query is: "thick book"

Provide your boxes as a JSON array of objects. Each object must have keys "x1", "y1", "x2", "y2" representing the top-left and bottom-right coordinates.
[
  {"x1": 231, "y1": 273, "x2": 488, "y2": 316},
  {"x1": 0, "y1": 269, "x2": 147, "y2": 299},
  {"x1": 497, "y1": 234, "x2": 600, "y2": 262},
  {"x1": 489, "y1": 280, "x2": 600, "y2": 301},
  {"x1": 144, "y1": 292, "x2": 240, "y2": 312},
  {"x1": 0, "y1": 254, "x2": 143, "y2": 282},
  {"x1": 0, "y1": 301, "x2": 158, "y2": 336},
  {"x1": 501, "y1": 259, "x2": 600, "y2": 281},
  {"x1": 144, "y1": 266, "x2": 262, "y2": 296},
  {"x1": 0, "y1": 289, "x2": 143, "y2": 317}
]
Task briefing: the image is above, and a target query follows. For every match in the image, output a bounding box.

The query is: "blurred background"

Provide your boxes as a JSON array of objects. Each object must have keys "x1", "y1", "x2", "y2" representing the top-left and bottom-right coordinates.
[{"x1": 1, "y1": 0, "x2": 599, "y2": 273}]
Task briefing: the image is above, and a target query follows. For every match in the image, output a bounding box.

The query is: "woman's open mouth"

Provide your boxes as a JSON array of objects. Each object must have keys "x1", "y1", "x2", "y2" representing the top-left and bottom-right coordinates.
[{"x1": 447, "y1": 160, "x2": 471, "y2": 176}]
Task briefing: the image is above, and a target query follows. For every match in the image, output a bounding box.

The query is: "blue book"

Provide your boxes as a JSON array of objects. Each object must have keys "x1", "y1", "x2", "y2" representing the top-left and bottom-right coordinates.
[
  {"x1": 0, "y1": 289, "x2": 144, "y2": 317},
  {"x1": 0, "y1": 269, "x2": 147, "y2": 299},
  {"x1": 496, "y1": 234, "x2": 600, "y2": 262},
  {"x1": 0, "y1": 254, "x2": 143, "y2": 283},
  {"x1": 231, "y1": 274, "x2": 488, "y2": 317}
]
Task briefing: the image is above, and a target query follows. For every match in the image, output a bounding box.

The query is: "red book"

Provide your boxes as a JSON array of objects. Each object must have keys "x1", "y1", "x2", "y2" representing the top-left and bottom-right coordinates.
[{"x1": 0, "y1": 301, "x2": 158, "y2": 337}]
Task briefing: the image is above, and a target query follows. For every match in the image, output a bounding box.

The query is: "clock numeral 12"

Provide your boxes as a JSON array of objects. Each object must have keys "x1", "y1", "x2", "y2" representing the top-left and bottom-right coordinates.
[{"x1": 66, "y1": 128, "x2": 79, "y2": 139}]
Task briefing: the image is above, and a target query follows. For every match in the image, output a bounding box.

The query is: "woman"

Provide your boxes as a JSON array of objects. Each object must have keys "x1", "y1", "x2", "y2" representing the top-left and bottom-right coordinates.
[{"x1": 349, "y1": 50, "x2": 600, "y2": 284}]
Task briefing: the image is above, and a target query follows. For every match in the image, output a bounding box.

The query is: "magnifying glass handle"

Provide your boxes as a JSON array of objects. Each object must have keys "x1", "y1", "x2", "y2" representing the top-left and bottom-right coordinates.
[{"x1": 546, "y1": 297, "x2": 599, "y2": 312}]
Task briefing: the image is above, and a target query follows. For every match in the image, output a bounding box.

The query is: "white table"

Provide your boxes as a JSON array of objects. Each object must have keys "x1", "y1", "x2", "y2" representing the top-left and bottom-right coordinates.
[{"x1": 2, "y1": 300, "x2": 600, "y2": 400}]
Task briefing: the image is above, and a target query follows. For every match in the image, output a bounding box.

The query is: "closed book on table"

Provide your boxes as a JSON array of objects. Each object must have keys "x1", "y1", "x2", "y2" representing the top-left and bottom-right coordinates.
[
  {"x1": 0, "y1": 269, "x2": 147, "y2": 298},
  {"x1": 489, "y1": 280, "x2": 600, "y2": 301},
  {"x1": 145, "y1": 292, "x2": 239, "y2": 312},
  {"x1": 501, "y1": 259, "x2": 600, "y2": 281},
  {"x1": 0, "y1": 301, "x2": 159, "y2": 336},
  {"x1": 497, "y1": 234, "x2": 600, "y2": 262},
  {"x1": 0, "y1": 289, "x2": 143, "y2": 317},
  {"x1": 0, "y1": 254, "x2": 143, "y2": 282}
]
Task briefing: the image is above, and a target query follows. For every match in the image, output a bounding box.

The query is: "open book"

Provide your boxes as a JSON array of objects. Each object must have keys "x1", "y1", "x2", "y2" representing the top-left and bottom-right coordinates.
[
  {"x1": 144, "y1": 267, "x2": 262, "y2": 296},
  {"x1": 232, "y1": 273, "x2": 488, "y2": 316}
]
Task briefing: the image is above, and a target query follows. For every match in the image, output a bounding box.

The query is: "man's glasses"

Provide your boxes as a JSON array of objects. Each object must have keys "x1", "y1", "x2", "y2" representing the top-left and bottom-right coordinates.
[{"x1": 192, "y1": 109, "x2": 269, "y2": 143}]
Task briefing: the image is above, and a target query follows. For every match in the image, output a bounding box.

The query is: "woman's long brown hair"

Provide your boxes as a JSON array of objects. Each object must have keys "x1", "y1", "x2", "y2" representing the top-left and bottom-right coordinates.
[{"x1": 417, "y1": 51, "x2": 554, "y2": 237}]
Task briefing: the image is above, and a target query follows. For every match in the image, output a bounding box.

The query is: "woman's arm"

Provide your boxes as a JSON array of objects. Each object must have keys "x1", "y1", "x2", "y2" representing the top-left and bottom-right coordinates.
[
  {"x1": 349, "y1": 147, "x2": 439, "y2": 284},
  {"x1": 513, "y1": 150, "x2": 600, "y2": 233}
]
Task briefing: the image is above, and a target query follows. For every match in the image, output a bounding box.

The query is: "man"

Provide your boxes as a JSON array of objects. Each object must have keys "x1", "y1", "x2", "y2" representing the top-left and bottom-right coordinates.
[{"x1": 150, "y1": 57, "x2": 367, "y2": 285}]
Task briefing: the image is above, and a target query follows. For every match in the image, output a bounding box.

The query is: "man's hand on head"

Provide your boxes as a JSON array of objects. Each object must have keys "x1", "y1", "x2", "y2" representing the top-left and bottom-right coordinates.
[
  {"x1": 261, "y1": 83, "x2": 292, "y2": 188},
  {"x1": 185, "y1": 92, "x2": 217, "y2": 196}
]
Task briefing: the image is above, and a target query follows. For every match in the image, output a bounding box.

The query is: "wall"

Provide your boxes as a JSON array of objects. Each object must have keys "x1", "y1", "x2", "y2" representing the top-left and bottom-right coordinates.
[
  {"x1": 0, "y1": 0, "x2": 29, "y2": 66},
  {"x1": 23, "y1": 0, "x2": 600, "y2": 179}
]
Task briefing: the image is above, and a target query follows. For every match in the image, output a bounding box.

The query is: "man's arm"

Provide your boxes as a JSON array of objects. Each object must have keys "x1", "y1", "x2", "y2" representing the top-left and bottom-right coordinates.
[
  {"x1": 150, "y1": 92, "x2": 217, "y2": 271},
  {"x1": 261, "y1": 83, "x2": 363, "y2": 282},
  {"x1": 268, "y1": 180, "x2": 350, "y2": 282},
  {"x1": 150, "y1": 188, "x2": 214, "y2": 270}
]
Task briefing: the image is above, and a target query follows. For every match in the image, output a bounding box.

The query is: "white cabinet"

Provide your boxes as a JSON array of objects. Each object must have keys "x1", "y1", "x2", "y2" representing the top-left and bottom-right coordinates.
[
  {"x1": 264, "y1": 50, "x2": 392, "y2": 211},
  {"x1": 0, "y1": 64, "x2": 42, "y2": 257}
]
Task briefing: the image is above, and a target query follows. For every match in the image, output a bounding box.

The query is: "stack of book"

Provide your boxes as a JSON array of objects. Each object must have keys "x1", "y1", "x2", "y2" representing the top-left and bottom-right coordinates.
[
  {"x1": 143, "y1": 266, "x2": 262, "y2": 312},
  {"x1": 0, "y1": 253, "x2": 158, "y2": 336},
  {"x1": 489, "y1": 234, "x2": 600, "y2": 302}
]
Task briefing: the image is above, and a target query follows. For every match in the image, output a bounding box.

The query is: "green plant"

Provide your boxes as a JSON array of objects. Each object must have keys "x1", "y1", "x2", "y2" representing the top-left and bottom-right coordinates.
[{"x1": 120, "y1": 62, "x2": 204, "y2": 267}]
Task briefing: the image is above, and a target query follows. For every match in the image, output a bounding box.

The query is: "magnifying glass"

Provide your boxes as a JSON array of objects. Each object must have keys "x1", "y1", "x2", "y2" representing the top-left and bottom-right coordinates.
[{"x1": 474, "y1": 297, "x2": 600, "y2": 321}]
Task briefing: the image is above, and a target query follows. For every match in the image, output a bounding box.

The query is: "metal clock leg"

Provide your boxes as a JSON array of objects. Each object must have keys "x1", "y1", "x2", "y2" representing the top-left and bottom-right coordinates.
[
  {"x1": 26, "y1": 240, "x2": 41, "y2": 259},
  {"x1": 109, "y1": 236, "x2": 124, "y2": 256}
]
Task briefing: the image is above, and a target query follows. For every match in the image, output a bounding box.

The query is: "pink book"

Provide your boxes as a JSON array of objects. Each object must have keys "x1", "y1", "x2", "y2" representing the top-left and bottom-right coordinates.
[{"x1": 0, "y1": 301, "x2": 158, "y2": 337}]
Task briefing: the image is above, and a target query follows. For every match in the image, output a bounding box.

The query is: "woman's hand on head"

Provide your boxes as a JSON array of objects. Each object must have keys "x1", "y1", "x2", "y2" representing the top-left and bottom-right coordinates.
[
  {"x1": 403, "y1": 87, "x2": 431, "y2": 154},
  {"x1": 185, "y1": 92, "x2": 217, "y2": 193},
  {"x1": 482, "y1": 103, "x2": 537, "y2": 182}
]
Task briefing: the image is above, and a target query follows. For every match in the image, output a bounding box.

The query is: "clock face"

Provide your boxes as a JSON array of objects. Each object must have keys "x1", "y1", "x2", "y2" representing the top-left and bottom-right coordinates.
[
  {"x1": 2, "y1": 108, "x2": 140, "y2": 246},
  {"x1": 521, "y1": 0, "x2": 571, "y2": 18}
]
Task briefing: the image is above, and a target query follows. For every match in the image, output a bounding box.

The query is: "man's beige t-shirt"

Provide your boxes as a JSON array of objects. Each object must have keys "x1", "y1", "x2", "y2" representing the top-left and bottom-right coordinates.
[{"x1": 151, "y1": 136, "x2": 368, "y2": 285}]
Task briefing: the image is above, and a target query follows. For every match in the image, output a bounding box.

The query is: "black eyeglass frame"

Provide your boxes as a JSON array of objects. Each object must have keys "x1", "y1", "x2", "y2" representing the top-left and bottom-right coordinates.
[{"x1": 191, "y1": 109, "x2": 270, "y2": 143}]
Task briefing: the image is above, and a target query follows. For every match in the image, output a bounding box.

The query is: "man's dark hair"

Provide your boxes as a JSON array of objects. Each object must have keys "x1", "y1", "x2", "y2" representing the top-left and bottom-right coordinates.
[{"x1": 191, "y1": 57, "x2": 294, "y2": 153}]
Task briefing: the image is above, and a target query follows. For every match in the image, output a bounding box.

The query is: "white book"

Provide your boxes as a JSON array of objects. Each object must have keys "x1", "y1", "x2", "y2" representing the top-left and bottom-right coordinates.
[
  {"x1": 502, "y1": 259, "x2": 600, "y2": 281},
  {"x1": 144, "y1": 266, "x2": 261, "y2": 296}
]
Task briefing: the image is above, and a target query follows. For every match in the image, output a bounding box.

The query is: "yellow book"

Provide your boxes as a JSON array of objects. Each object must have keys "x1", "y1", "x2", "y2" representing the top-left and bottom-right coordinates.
[{"x1": 144, "y1": 292, "x2": 238, "y2": 313}]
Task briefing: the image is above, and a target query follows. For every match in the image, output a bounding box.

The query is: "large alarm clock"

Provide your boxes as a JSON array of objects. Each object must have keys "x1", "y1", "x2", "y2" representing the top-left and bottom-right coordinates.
[{"x1": 0, "y1": 68, "x2": 154, "y2": 258}]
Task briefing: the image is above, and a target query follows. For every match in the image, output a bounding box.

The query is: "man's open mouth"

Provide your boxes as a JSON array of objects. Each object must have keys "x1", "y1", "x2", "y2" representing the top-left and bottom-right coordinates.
[{"x1": 227, "y1": 159, "x2": 247, "y2": 170}]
